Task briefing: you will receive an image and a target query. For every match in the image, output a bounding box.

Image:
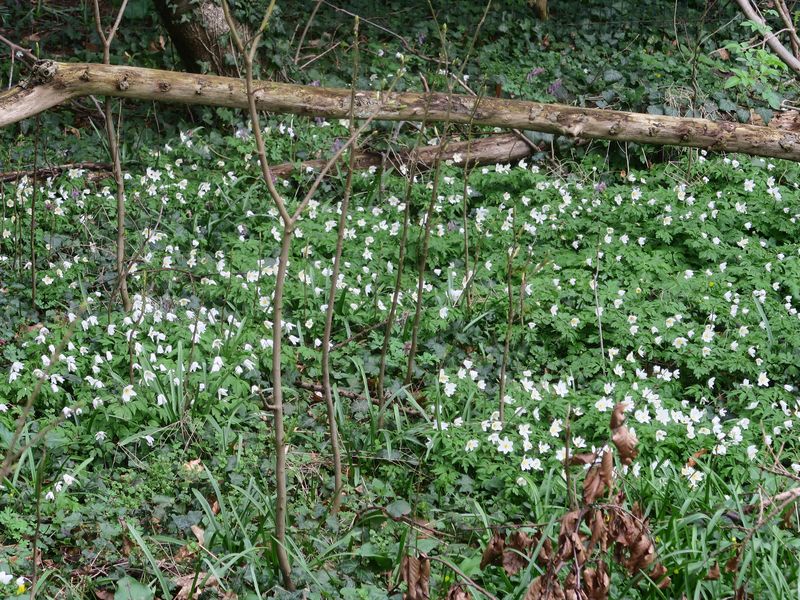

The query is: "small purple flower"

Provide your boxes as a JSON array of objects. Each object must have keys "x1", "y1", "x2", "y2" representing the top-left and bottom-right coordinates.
[
  {"x1": 594, "y1": 182, "x2": 607, "y2": 193},
  {"x1": 547, "y1": 79, "x2": 563, "y2": 95},
  {"x1": 332, "y1": 138, "x2": 345, "y2": 153},
  {"x1": 527, "y1": 67, "x2": 545, "y2": 81},
  {"x1": 417, "y1": 33, "x2": 426, "y2": 45}
]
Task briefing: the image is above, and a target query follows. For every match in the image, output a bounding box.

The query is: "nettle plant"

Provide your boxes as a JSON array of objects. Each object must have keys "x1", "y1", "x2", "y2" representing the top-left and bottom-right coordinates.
[{"x1": 721, "y1": 18, "x2": 790, "y2": 112}]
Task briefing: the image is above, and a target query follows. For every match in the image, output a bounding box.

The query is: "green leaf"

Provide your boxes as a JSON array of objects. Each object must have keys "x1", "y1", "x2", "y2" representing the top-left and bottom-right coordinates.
[
  {"x1": 386, "y1": 499, "x2": 412, "y2": 518},
  {"x1": 723, "y1": 76, "x2": 740, "y2": 89},
  {"x1": 416, "y1": 537, "x2": 439, "y2": 553},
  {"x1": 114, "y1": 577, "x2": 154, "y2": 600},
  {"x1": 762, "y1": 89, "x2": 782, "y2": 110}
]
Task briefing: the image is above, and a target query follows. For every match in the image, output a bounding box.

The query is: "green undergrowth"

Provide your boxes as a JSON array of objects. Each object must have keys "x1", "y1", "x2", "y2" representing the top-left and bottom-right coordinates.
[
  {"x1": 1, "y1": 0, "x2": 800, "y2": 597},
  {"x1": 1, "y1": 117, "x2": 800, "y2": 598}
]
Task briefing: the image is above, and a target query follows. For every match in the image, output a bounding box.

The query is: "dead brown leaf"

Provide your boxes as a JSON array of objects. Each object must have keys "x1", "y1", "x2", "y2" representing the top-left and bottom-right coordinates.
[
  {"x1": 626, "y1": 535, "x2": 655, "y2": 571},
  {"x1": 600, "y1": 450, "x2": 613, "y2": 488},
  {"x1": 173, "y1": 572, "x2": 220, "y2": 599},
  {"x1": 401, "y1": 555, "x2": 430, "y2": 600},
  {"x1": 569, "y1": 452, "x2": 597, "y2": 466},
  {"x1": 174, "y1": 544, "x2": 195, "y2": 563},
  {"x1": 148, "y1": 35, "x2": 167, "y2": 52},
  {"x1": 749, "y1": 110, "x2": 766, "y2": 126},
  {"x1": 190, "y1": 525, "x2": 205, "y2": 546},
  {"x1": 583, "y1": 560, "x2": 610, "y2": 600},
  {"x1": 525, "y1": 577, "x2": 544, "y2": 600},
  {"x1": 445, "y1": 584, "x2": 472, "y2": 599},
  {"x1": 183, "y1": 458, "x2": 203, "y2": 473},
  {"x1": 611, "y1": 425, "x2": 638, "y2": 465},
  {"x1": 610, "y1": 403, "x2": 626, "y2": 430},
  {"x1": 480, "y1": 533, "x2": 505, "y2": 570},
  {"x1": 525, "y1": 575, "x2": 566, "y2": 600},
  {"x1": 726, "y1": 554, "x2": 740, "y2": 573},
  {"x1": 649, "y1": 563, "x2": 668, "y2": 583},
  {"x1": 706, "y1": 562, "x2": 721, "y2": 580},
  {"x1": 587, "y1": 509, "x2": 607, "y2": 554},
  {"x1": 583, "y1": 465, "x2": 606, "y2": 504},
  {"x1": 558, "y1": 511, "x2": 588, "y2": 565},
  {"x1": 713, "y1": 47, "x2": 731, "y2": 60},
  {"x1": 503, "y1": 530, "x2": 534, "y2": 575}
]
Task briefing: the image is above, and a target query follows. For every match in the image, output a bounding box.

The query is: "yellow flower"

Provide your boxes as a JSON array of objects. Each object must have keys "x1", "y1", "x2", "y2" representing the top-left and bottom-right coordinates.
[{"x1": 17, "y1": 584, "x2": 26, "y2": 594}]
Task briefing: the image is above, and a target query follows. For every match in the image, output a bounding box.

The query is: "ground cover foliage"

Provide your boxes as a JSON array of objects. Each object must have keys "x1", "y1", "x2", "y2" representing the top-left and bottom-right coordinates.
[{"x1": 2, "y1": 0, "x2": 800, "y2": 598}]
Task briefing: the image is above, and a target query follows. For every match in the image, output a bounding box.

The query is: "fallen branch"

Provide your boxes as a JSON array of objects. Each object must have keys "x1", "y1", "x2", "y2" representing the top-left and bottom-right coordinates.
[
  {"x1": 0, "y1": 161, "x2": 111, "y2": 183},
  {"x1": 2, "y1": 60, "x2": 800, "y2": 161},
  {"x1": 297, "y1": 380, "x2": 419, "y2": 415},
  {"x1": 744, "y1": 486, "x2": 800, "y2": 513},
  {"x1": 269, "y1": 133, "x2": 534, "y2": 177}
]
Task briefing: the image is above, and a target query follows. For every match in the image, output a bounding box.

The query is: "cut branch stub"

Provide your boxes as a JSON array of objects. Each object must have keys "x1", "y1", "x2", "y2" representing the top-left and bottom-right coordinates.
[{"x1": 2, "y1": 61, "x2": 800, "y2": 162}]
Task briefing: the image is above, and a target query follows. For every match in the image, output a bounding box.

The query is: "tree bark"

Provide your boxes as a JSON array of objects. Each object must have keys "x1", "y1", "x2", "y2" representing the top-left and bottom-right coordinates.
[
  {"x1": 529, "y1": 0, "x2": 549, "y2": 20},
  {"x1": 152, "y1": 0, "x2": 249, "y2": 76},
  {"x1": 2, "y1": 60, "x2": 800, "y2": 161}
]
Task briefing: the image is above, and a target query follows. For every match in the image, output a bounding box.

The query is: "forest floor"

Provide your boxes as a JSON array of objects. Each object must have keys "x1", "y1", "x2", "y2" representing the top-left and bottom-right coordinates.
[{"x1": 1, "y1": 1, "x2": 800, "y2": 598}]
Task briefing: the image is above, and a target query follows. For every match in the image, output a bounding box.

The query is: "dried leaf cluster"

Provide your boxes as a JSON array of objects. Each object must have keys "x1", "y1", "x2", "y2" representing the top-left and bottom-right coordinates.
[
  {"x1": 400, "y1": 555, "x2": 431, "y2": 600},
  {"x1": 401, "y1": 404, "x2": 670, "y2": 600},
  {"x1": 496, "y1": 404, "x2": 668, "y2": 600},
  {"x1": 480, "y1": 529, "x2": 552, "y2": 577}
]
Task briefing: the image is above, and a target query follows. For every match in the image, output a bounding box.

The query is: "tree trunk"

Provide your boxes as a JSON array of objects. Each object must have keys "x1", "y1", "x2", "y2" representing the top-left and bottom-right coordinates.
[
  {"x1": 529, "y1": 0, "x2": 549, "y2": 20},
  {"x1": 2, "y1": 60, "x2": 800, "y2": 162},
  {"x1": 153, "y1": 0, "x2": 250, "y2": 76}
]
